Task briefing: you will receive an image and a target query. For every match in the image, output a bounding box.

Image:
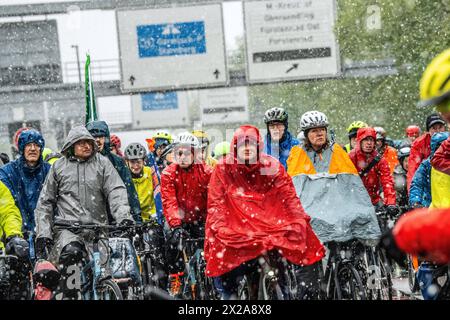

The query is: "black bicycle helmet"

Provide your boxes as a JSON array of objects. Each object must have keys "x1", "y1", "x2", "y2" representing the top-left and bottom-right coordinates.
[{"x1": 264, "y1": 107, "x2": 288, "y2": 124}]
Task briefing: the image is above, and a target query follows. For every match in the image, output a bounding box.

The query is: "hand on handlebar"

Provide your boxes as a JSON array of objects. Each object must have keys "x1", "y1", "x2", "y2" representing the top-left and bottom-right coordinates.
[{"x1": 170, "y1": 227, "x2": 189, "y2": 248}]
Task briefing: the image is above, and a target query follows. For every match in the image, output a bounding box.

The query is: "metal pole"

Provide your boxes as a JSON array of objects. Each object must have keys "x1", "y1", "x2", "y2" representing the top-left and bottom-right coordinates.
[{"x1": 71, "y1": 45, "x2": 82, "y2": 84}]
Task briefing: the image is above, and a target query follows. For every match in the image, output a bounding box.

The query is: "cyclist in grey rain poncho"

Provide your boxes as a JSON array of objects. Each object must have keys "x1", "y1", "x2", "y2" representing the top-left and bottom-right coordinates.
[{"x1": 34, "y1": 125, "x2": 133, "y2": 299}]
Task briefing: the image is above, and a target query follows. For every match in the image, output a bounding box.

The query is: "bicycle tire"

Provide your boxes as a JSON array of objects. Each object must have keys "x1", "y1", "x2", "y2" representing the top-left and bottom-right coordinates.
[
  {"x1": 377, "y1": 249, "x2": 393, "y2": 300},
  {"x1": 336, "y1": 264, "x2": 367, "y2": 300},
  {"x1": 258, "y1": 273, "x2": 285, "y2": 300},
  {"x1": 365, "y1": 247, "x2": 392, "y2": 300},
  {"x1": 141, "y1": 256, "x2": 155, "y2": 299},
  {"x1": 331, "y1": 266, "x2": 343, "y2": 300},
  {"x1": 96, "y1": 279, "x2": 123, "y2": 300},
  {"x1": 287, "y1": 266, "x2": 298, "y2": 300},
  {"x1": 237, "y1": 275, "x2": 252, "y2": 300},
  {"x1": 407, "y1": 256, "x2": 420, "y2": 293}
]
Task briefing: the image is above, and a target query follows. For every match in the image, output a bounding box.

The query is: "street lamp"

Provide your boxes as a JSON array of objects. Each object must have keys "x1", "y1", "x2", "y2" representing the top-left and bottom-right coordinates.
[{"x1": 71, "y1": 44, "x2": 82, "y2": 84}]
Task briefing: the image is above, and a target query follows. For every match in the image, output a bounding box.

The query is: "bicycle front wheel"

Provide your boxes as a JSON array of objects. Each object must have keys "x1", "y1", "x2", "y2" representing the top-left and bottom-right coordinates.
[
  {"x1": 259, "y1": 274, "x2": 285, "y2": 300},
  {"x1": 336, "y1": 264, "x2": 367, "y2": 300},
  {"x1": 96, "y1": 279, "x2": 123, "y2": 300}
]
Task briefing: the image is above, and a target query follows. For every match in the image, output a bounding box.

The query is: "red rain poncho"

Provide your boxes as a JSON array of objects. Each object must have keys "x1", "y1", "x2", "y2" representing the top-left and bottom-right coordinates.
[{"x1": 204, "y1": 125, "x2": 325, "y2": 277}]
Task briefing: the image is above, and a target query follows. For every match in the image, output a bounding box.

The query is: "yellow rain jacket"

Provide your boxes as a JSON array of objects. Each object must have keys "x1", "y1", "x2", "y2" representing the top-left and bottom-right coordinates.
[
  {"x1": 132, "y1": 166, "x2": 157, "y2": 222},
  {"x1": 0, "y1": 181, "x2": 23, "y2": 250}
]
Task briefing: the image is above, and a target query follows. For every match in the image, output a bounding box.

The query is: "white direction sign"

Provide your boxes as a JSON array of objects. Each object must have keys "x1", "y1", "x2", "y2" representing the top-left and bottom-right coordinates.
[
  {"x1": 244, "y1": 0, "x2": 340, "y2": 83},
  {"x1": 199, "y1": 86, "x2": 249, "y2": 125},
  {"x1": 131, "y1": 91, "x2": 189, "y2": 129},
  {"x1": 117, "y1": 4, "x2": 228, "y2": 92}
]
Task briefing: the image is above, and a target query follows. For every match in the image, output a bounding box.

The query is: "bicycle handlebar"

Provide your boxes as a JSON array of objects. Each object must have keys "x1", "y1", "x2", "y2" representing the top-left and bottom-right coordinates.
[{"x1": 53, "y1": 221, "x2": 138, "y2": 232}]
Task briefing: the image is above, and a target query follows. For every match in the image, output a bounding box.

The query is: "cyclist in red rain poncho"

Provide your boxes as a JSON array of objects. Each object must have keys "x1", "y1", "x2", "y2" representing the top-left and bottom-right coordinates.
[{"x1": 204, "y1": 125, "x2": 325, "y2": 299}]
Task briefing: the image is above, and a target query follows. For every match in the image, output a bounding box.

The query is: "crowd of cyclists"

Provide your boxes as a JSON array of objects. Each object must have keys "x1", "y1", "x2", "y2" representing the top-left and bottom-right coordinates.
[{"x1": 0, "y1": 48, "x2": 449, "y2": 301}]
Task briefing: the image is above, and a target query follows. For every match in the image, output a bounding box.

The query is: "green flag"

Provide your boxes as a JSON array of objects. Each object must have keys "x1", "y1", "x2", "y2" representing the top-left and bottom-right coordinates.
[{"x1": 85, "y1": 54, "x2": 97, "y2": 124}]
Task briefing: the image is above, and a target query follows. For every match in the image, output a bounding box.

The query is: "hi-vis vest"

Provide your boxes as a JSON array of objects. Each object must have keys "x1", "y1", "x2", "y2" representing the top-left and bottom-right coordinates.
[
  {"x1": 430, "y1": 167, "x2": 450, "y2": 209},
  {"x1": 287, "y1": 143, "x2": 358, "y2": 176}
]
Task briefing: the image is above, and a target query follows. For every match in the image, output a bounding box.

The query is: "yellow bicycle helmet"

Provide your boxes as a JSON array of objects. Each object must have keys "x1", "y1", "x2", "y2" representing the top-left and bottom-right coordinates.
[
  {"x1": 192, "y1": 130, "x2": 210, "y2": 148},
  {"x1": 347, "y1": 121, "x2": 368, "y2": 138},
  {"x1": 419, "y1": 48, "x2": 450, "y2": 112},
  {"x1": 152, "y1": 131, "x2": 173, "y2": 143}
]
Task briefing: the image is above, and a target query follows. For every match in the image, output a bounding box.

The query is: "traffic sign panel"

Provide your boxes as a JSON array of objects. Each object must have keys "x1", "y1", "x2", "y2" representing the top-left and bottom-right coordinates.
[
  {"x1": 199, "y1": 86, "x2": 249, "y2": 125},
  {"x1": 117, "y1": 4, "x2": 227, "y2": 92},
  {"x1": 131, "y1": 91, "x2": 189, "y2": 129},
  {"x1": 244, "y1": 0, "x2": 340, "y2": 83}
]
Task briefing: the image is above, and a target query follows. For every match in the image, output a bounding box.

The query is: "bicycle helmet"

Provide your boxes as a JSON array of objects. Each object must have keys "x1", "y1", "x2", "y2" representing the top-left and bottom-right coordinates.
[
  {"x1": 300, "y1": 111, "x2": 329, "y2": 131},
  {"x1": 192, "y1": 130, "x2": 210, "y2": 148},
  {"x1": 347, "y1": 121, "x2": 368, "y2": 138},
  {"x1": 374, "y1": 126, "x2": 386, "y2": 140},
  {"x1": 419, "y1": 48, "x2": 450, "y2": 110},
  {"x1": 405, "y1": 125, "x2": 421, "y2": 137},
  {"x1": 264, "y1": 107, "x2": 288, "y2": 124},
  {"x1": 152, "y1": 131, "x2": 173, "y2": 143},
  {"x1": 213, "y1": 141, "x2": 230, "y2": 159},
  {"x1": 173, "y1": 132, "x2": 200, "y2": 149},
  {"x1": 397, "y1": 146, "x2": 411, "y2": 162},
  {"x1": 124, "y1": 143, "x2": 147, "y2": 160}
]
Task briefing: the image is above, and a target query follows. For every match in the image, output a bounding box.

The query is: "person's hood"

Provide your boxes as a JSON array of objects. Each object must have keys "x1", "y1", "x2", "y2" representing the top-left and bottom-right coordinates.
[
  {"x1": 18, "y1": 129, "x2": 45, "y2": 155},
  {"x1": 61, "y1": 125, "x2": 97, "y2": 157},
  {"x1": 86, "y1": 120, "x2": 111, "y2": 155},
  {"x1": 356, "y1": 127, "x2": 376, "y2": 143},
  {"x1": 230, "y1": 125, "x2": 263, "y2": 165},
  {"x1": 430, "y1": 131, "x2": 450, "y2": 155},
  {"x1": 355, "y1": 127, "x2": 377, "y2": 156}
]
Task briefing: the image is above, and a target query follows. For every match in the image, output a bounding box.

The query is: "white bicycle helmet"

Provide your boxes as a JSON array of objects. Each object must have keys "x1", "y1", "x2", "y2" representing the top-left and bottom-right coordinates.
[
  {"x1": 124, "y1": 143, "x2": 147, "y2": 160},
  {"x1": 300, "y1": 111, "x2": 329, "y2": 131},
  {"x1": 173, "y1": 132, "x2": 200, "y2": 149},
  {"x1": 264, "y1": 107, "x2": 288, "y2": 124},
  {"x1": 374, "y1": 126, "x2": 386, "y2": 140}
]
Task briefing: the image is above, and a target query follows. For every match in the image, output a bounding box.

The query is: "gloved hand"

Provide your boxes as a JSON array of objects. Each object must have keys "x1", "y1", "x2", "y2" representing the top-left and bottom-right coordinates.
[
  {"x1": 35, "y1": 237, "x2": 54, "y2": 261},
  {"x1": 411, "y1": 203, "x2": 424, "y2": 210},
  {"x1": 5, "y1": 235, "x2": 30, "y2": 260},
  {"x1": 170, "y1": 227, "x2": 189, "y2": 248},
  {"x1": 379, "y1": 229, "x2": 407, "y2": 268},
  {"x1": 386, "y1": 205, "x2": 400, "y2": 218},
  {"x1": 119, "y1": 219, "x2": 135, "y2": 227}
]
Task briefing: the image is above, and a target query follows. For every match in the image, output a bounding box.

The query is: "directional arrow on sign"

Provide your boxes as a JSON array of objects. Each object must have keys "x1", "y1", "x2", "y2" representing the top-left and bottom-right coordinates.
[
  {"x1": 129, "y1": 75, "x2": 136, "y2": 85},
  {"x1": 162, "y1": 24, "x2": 180, "y2": 35},
  {"x1": 286, "y1": 64, "x2": 299, "y2": 74},
  {"x1": 213, "y1": 69, "x2": 220, "y2": 79}
]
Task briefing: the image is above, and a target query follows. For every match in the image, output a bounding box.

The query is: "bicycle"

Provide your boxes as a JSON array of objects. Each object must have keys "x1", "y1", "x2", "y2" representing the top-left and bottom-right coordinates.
[
  {"x1": 238, "y1": 251, "x2": 296, "y2": 300},
  {"x1": 321, "y1": 240, "x2": 367, "y2": 300},
  {"x1": 180, "y1": 237, "x2": 219, "y2": 300},
  {"x1": 133, "y1": 220, "x2": 167, "y2": 299},
  {"x1": 53, "y1": 221, "x2": 125, "y2": 300}
]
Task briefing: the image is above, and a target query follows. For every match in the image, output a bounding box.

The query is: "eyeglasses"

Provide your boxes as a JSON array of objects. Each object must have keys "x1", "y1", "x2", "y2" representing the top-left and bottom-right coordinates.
[{"x1": 268, "y1": 123, "x2": 285, "y2": 129}]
